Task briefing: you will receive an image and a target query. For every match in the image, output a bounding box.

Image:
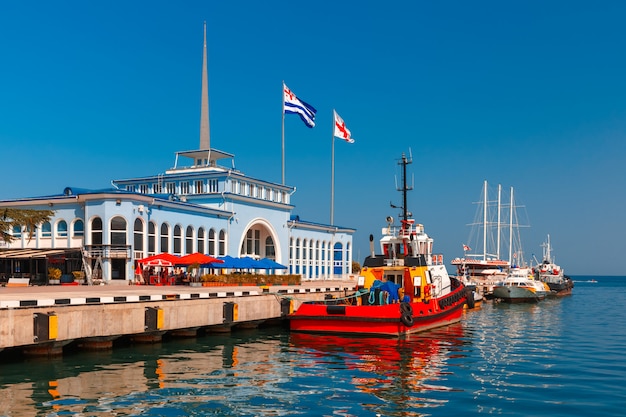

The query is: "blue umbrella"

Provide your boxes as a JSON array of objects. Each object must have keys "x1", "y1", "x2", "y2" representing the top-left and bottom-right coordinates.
[
  {"x1": 257, "y1": 258, "x2": 287, "y2": 270},
  {"x1": 209, "y1": 255, "x2": 239, "y2": 268},
  {"x1": 239, "y1": 256, "x2": 262, "y2": 269},
  {"x1": 210, "y1": 256, "x2": 259, "y2": 270}
]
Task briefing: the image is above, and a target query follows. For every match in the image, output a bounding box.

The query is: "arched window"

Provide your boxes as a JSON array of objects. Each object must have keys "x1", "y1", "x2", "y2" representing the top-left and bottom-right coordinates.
[
  {"x1": 265, "y1": 236, "x2": 275, "y2": 259},
  {"x1": 185, "y1": 226, "x2": 194, "y2": 254},
  {"x1": 303, "y1": 239, "x2": 310, "y2": 278},
  {"x1": 173, "y1": 225, "x2": 182, "y2": 255},
  {"x1": 218, "y1": 229, "x2": 226, "y2": 256},
  {"x1": 243, "y1": 229, "x2": 261, "y2": 256},
  {"x1": 208, "y1": 228, "x2": 216, "y2": 256},
  {"x1": 12, "y1": 225, "x2": 22, "y2": 239},
  {"x1": 42, "y1": 222, "x2": 52, "y2": 238},
  {"x1": 110, "y1": 216, "x2": 127, "y2": 245},
  {"x1": 160, "y1": 223, "x2": 170, "y2": 253},
  {"x1": 148, "y1": 221, "x2": 156, "y2": 253},
  {"x1": 315, "y1": 240, "x2": 320, "y2": 277},
  {"x1": 302, "y1": 239, "x2": 308, "y2": 277},
  {"x1": 289, "y1": 237, "x2": 295, "y2": 274},
  {"x1": 91, "y1": 217, "x2": 103, "y2": 245},
  {"x1": 72, "y1": 219, "x2": 84, "y2": 237},
  {"x1": 197, "y1": 227, "x2": 205, "y2": 254},
  {"x1": 134, "y1": 218, "x2": 144, "y2": 252},
  {"x1": 334, "y1": 242, "x2": 343, "y2": 275},
  {"x1": 57, "y1": 220, "x2": 68, "y2": 238},
  {"x1": 295, "y1": 238, "x2": 300, "y2": 259}
]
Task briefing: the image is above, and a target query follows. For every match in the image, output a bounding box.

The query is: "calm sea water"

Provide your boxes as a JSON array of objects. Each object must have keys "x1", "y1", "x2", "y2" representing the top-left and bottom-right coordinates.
[{"x1": 0, "y1": 276, "x2": 624, "y2": 417}]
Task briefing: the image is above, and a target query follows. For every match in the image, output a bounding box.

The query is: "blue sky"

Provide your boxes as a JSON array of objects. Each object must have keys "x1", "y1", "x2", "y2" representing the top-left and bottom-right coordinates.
[{"x1": 1, "y1": 1, "x2": 625, "y2": 276}]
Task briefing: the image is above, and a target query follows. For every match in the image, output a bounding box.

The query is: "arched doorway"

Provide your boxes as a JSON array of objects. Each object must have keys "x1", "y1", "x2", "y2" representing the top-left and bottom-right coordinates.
[
  {"x1": 240, "y1": 220, "x2": 280, "y2": 260},
  {"x1": 110, "y1": 216, "x2": 127, "y2": 281}
]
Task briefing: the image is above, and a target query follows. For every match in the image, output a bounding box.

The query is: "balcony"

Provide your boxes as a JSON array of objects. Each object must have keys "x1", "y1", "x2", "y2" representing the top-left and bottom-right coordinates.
[{"x1": 84, "y1": 245, "x2": 132, "y2": 259}]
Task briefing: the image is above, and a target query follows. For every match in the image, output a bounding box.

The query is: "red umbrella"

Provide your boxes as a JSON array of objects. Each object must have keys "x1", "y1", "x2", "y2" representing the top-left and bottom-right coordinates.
[
  {"x1": 176, "y1": 252, "x2": 224, "y2": 266},
  {"x1": 137, "y1": 253, "x2": 181, "y2": 267}
]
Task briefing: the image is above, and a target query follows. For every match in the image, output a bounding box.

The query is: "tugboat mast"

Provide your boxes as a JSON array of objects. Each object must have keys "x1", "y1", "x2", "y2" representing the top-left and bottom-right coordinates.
[{"x1": 397, "y1": 152, "x2": 413, "y2": 225}]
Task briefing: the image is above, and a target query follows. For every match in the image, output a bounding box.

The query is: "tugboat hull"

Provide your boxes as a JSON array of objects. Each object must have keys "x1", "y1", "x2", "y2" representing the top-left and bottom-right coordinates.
[{"x1": 290, "y1": 287, "x2": 468, "y2": 337}]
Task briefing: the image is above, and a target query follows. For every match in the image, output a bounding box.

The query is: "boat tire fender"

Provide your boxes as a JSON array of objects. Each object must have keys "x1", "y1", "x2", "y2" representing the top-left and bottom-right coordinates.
[
  {"x1": 466, "y1": 289, "x2": 475, "y2": 309},
  {"x1": 400, "y1": 302, "x2": 413, "y2": 316},
  {"x1": 400, "y1": 313, "x2": 414, "y2": 327}
]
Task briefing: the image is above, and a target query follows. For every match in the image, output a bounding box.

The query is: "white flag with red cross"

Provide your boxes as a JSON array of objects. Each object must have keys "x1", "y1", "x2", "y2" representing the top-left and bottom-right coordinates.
[{"x1": 333, "y1": 110, "x2": 355, "y2": 143}]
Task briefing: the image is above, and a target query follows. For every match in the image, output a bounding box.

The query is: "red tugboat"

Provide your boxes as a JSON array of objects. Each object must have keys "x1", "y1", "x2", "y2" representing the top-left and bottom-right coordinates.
[{"x1": 289, "y1": 152, "x2": 472, "y2": 337}]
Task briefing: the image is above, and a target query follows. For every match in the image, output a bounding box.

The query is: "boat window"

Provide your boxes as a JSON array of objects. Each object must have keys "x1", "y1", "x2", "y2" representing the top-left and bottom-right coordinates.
[{"x1": 385, "y1": 274, "x2": 399, "y2": 284}]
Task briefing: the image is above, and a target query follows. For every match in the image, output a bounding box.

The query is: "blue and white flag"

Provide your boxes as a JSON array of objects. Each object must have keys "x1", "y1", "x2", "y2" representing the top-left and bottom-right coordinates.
[{"x1": 283, "y1": 83, "x2": 317, "y2": 128}]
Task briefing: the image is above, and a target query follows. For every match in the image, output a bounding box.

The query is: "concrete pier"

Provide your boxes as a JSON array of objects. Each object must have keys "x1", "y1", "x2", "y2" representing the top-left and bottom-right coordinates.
[{"x1": 0, "y1": 281, "x2": 353, "y2": 356}]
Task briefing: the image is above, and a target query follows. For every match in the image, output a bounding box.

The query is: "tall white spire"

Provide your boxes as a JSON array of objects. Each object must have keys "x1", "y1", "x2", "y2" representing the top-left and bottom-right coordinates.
[{"x1": 199, "y1": 21, "x2": 210, "y2": 150}]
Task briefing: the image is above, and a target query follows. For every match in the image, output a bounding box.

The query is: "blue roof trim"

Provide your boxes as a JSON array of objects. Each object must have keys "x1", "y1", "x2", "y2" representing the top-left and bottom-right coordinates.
[
  {"x1": 63, "y1": 186, "x2": 120, "y2": 196},
  {"x1": 289, "y1": 214, "x2": 355, "y2": 232}
]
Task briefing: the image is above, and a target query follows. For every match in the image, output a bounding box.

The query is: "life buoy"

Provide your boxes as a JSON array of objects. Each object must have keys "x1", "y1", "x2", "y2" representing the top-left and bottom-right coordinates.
[{"x1": 401, "y1": 313, "x2": 414, "y2": 327}]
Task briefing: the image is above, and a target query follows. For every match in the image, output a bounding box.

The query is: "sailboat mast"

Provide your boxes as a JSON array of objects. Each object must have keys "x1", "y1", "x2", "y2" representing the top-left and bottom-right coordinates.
[
  {"x1": 497, "y1": 184, "x2": 502, "y2": 260},
  {"x1": 483, "y1": 180, "x2": 487, "y2": 261},
  {"x1": 509, "y1": 186, "x2": 514, "y2": 264}
]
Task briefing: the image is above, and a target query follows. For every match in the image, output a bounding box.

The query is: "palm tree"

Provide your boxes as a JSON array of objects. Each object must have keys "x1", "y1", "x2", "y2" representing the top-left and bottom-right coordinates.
[{"x1": 0, "y1": 208, "x2": 54, "y2": 243}]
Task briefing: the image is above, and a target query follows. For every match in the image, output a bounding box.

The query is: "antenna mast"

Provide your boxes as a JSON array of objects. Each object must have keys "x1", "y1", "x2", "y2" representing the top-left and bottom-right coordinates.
[{"x1": 398, "y1": 152, "x2": 413, "y2": 223}]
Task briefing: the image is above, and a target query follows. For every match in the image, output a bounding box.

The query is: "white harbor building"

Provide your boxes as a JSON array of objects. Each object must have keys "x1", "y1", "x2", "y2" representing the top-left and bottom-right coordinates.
[{"x1": 0, "y1": 26, "x2": 354, "y2": 285}]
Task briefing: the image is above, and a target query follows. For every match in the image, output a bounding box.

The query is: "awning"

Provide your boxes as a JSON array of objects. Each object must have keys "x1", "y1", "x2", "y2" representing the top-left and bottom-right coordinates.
[{"x1": 0, "y1": 248, "x2": 81, "y2": 259}]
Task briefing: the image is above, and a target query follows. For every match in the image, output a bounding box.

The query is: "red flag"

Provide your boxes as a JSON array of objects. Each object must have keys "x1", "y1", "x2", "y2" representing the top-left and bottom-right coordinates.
[{"x1": 463, "y1": 244, "x2": 471, "y2": 251}]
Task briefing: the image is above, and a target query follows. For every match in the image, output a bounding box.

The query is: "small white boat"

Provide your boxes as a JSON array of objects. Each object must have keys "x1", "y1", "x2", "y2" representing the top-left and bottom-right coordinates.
[
  {"x1": 534, "y1": 235, "x2": 574, "y2": 296},
  {"x1": 493, "y1": 268, "x2": 550, "y2": 303}
]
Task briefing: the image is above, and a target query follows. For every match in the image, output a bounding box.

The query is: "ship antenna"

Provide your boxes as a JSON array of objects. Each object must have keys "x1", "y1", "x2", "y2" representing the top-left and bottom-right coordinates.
[{"x1": 398, "y1": 152, "x2": 413, "y2": 223}]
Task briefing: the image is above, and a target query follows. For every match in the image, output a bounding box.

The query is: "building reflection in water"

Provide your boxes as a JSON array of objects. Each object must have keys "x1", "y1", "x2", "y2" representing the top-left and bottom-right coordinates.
[{"x1": 0, "y1": 325, "x2": 468, "y2": 416}]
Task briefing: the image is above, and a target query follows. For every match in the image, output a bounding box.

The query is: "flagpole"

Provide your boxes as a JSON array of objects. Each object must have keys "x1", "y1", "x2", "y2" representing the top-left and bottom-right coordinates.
[
  {"x1": 330, "y1": 110, "x2": 335, "y2": 226},
  {"x1": 281, "y1": 81, "x2": 285, "y2": 185},
  {"x1": 330, "y1": 111, "x2": 336, "y2": 280}
]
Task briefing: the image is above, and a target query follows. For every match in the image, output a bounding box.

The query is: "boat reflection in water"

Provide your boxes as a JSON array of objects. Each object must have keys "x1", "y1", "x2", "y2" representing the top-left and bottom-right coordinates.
[{"x1": 289, "y1": 323, "x2": 466, "y2": 413}]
